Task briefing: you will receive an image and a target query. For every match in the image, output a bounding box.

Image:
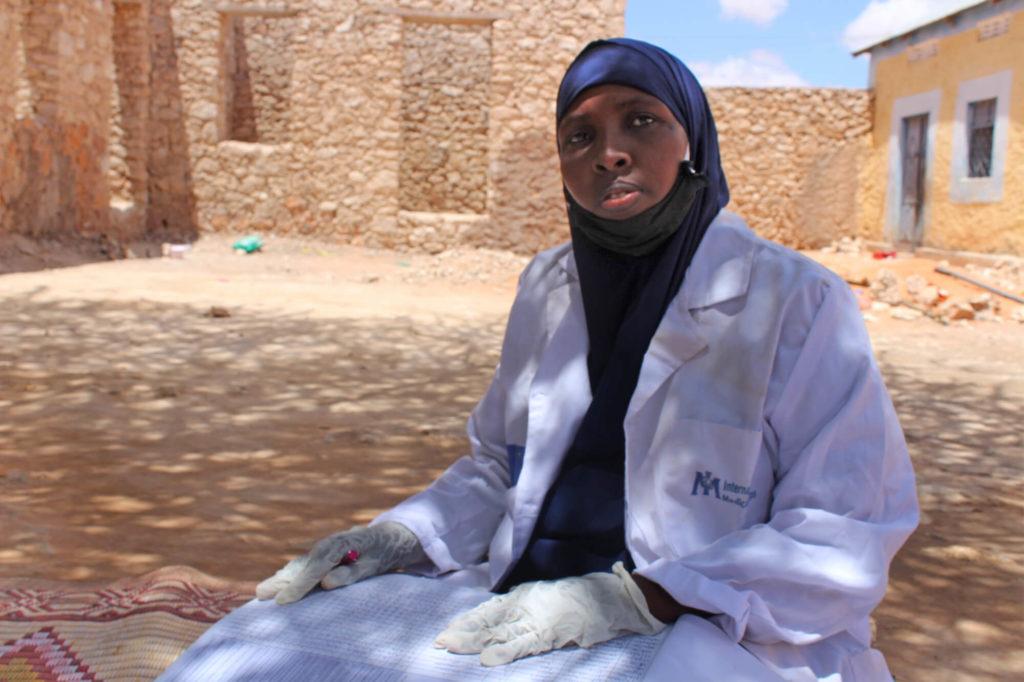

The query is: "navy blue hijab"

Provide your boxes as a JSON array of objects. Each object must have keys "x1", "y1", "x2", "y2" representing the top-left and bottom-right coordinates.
[
  {"x1": 500, "y1": 39, "x2": 730, "y2": 589},
  {"x1": 560, "y1": 38, "x2": 730, "y2": 387}
]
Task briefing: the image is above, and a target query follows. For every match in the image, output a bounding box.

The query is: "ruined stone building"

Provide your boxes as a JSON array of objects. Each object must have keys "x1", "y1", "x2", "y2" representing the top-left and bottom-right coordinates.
[
  {"x1": 5, "y1": 0, "x2": 993, "y2": 262},
  {"x1": 2, "y1": 0, "x2": 626, "y2": 256}
]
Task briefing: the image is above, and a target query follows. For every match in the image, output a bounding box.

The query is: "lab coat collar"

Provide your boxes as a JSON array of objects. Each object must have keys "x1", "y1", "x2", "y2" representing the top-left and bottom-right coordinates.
[
  {"x1": 630, "y1": 210, "x2": 756, "y2": 417},
  {"x1": 676, "y1": 210, "x2": 755, "y2": 311},
  {"x1": 544, "y1": 210, "x2": 755, "y2": 422}
]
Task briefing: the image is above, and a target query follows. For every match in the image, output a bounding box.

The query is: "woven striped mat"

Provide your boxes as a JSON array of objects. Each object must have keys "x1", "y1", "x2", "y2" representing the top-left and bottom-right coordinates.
[{"x1": 0, "y1": 566, "x2": 253, "y2": 681}]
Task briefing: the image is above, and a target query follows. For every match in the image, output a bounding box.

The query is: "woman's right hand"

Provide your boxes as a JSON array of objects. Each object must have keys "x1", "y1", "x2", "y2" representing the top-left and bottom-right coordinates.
[{"x1": 256, "y1": 521, "x2": 427, "y2": 604}]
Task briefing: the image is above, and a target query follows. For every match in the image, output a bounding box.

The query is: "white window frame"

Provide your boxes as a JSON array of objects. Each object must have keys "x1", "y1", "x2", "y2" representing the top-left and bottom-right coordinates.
[
  {"x1": 949, "y1": 69, "x2": 1012, "y2": 203},
  {"x1": 884, "y1": 89, "x2": 941, "y2": 243}
]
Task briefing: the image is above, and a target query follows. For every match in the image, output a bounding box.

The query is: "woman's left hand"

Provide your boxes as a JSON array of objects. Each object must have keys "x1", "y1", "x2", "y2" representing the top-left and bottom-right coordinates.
[{"x1": 434, "y1": 561, "x2": 665, "y2": 666}]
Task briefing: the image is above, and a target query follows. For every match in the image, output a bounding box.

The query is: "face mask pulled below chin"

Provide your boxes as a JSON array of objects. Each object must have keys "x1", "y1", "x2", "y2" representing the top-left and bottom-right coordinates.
[{"x1": 565, "y1": 161, "x2": 710, "y2": 257}]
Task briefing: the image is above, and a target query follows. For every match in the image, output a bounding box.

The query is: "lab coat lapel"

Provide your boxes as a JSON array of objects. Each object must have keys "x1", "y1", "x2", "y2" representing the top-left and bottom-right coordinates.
[
  {"x1": 514, "y1": 254, "x2": 591, "y2": 547},
  {"x1": 629, "y1": 303, "x2": 709, "y2": 417},
  {"x1": 628, "y1": 214, "x2": 755, "y2": 418}
]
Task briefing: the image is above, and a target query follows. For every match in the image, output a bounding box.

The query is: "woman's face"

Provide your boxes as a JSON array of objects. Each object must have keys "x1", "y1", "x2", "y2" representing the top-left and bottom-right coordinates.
[{"x1": 558, "y1": 84, "x2": 689, "y2": 221}]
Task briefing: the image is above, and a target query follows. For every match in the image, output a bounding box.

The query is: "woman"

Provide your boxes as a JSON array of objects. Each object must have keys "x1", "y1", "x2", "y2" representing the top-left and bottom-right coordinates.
[{"x1": 258, "y1": 38, "x2": 918, "y2": 680}]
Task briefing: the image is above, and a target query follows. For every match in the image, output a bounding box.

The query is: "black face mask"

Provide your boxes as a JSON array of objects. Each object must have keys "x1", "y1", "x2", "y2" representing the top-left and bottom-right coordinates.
[{"x1": 565, "y1": 161, "x2": 710, "y2": 257}]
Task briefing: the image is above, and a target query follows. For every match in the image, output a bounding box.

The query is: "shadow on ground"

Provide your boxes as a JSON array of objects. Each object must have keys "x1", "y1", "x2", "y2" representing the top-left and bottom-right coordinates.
[
  {"x1": 2, "y1": 287, "x2": 1022, "y2": 680},
  {"x1": 0, "y1": 288, "x2": 503, "y2": 583},
  {"x1": 873, "y1": 336, "x2": 1024, "y2": 682}
]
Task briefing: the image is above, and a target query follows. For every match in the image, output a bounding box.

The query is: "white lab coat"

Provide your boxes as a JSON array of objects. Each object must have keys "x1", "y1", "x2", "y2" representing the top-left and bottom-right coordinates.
[{"x1": 376, "y1": 210, "x2": 918, "y2": 681}]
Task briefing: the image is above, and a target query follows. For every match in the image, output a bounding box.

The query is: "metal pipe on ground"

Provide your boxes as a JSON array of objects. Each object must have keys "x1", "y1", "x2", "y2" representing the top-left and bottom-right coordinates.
[{"x1": 934, "y1": 266, "x2": 1024, "y2": 305}]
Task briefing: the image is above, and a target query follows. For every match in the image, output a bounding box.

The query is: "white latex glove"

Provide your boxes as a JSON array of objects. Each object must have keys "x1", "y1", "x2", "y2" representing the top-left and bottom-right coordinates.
[
  {"x1": 256, "y1": 521, "x2": 427, "y2": 604},
  {"x1": 434, "y1": 561, "x2": 665, "y2": 666}
]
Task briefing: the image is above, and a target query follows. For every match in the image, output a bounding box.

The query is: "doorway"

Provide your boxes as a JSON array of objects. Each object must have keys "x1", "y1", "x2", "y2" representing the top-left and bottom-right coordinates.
[{"x1": 898, "y1": 113, "x2": 928, "y2": 247}]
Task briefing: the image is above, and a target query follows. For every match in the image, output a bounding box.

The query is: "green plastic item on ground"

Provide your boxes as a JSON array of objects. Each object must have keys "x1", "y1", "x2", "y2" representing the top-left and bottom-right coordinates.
[{"x1": 233, "y1": 236, "x2": 264, "y2": 253}]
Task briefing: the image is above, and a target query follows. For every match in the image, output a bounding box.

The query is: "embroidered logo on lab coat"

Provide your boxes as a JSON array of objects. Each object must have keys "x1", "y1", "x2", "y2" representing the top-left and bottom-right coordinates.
[{"x1": 692, "y1": 470, "x2": 757, "y2": 508}]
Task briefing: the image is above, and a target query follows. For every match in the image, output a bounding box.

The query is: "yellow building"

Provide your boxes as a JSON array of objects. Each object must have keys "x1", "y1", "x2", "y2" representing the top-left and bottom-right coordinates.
[{"x1": 856, "y1": 0, "x2": 1023, "y2": 255}]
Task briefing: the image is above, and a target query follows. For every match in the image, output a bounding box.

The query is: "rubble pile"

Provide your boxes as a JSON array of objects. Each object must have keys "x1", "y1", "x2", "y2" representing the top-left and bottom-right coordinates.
[
  {"x1": 961, "y1": 261, "x2": 1024, "y2": 299},
  {"x1": 861, "y1": 261, "x2": 1024, "y2": 325},
  {"x1": 818, "y1": 235, "x2": 1024, "y2": 325},
  {"x1": 820, "y1": 236, "x2": 866, "y2": 255},
  {"x1": 399, "y1": 248, "x2": 530, "y2": 285}
]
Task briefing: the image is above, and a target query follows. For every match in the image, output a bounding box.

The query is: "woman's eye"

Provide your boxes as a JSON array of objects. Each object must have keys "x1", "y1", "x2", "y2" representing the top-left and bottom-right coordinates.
[
  {"x1": 631, "y1": 114, "x2": 656, "y2": 127},
  {"x1": 565, "y1": 131, "x2": 589, "y2": 145}
]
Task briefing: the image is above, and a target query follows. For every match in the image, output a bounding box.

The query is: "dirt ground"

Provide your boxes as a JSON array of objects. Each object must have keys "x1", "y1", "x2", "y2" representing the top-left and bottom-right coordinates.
[{"x1": 2, "y1": 234, "x2": 1022, "y2": 681}]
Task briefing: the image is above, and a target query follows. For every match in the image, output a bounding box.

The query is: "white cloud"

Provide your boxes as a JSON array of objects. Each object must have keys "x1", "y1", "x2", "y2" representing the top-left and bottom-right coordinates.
[
  {"x1": 690, "y1": 49, "x2": 808, "y2": 87},
  {"x1": 842, "y1": 0, "x2": 981, "y2": 52},
  {"x1": 718, "y1": 0, "x2": 789, "y2": 25}
]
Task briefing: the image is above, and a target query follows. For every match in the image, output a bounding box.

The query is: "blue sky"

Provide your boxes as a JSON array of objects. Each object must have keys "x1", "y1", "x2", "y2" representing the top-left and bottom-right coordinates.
[{"x1": 625, "y1": 0, "x2": 981, "y2": 88}]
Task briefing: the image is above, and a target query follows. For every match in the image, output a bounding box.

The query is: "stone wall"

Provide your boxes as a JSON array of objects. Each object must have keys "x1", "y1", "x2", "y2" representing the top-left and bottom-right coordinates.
[
  {"x1": 0, "y1": 0, "x2": 18, "y2": 173},
  {"x1": 169, "y1": 0, "x2": 627, "y2": 253},
  {"x1": 109, "y1": 0, "x2": 151, "y2": 235},
  {"x1": 146, "y1": 0, "x2": 198, "y2": 239},
  {"x1": 400, "y1": 20, "x2": 490, "y2": 214},
  {"x1": 709, "y1": 87, "x2": 872, "y2": 249},
  {"x1": 222, "y1": 12, "x2": 296, "y2": 144},
  {"x1": 1, "y1": 0, "x2": 114, "y2": 240},
  {"x1": 166, "y1": 0, "x2": 868, "y2": 255},
  {"x1": 0, "y1": 1, "x2": 880, "y2": 260}
]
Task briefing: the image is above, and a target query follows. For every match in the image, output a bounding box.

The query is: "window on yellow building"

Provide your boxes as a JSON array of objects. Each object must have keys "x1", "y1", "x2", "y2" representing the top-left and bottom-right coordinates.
[
  {"x1": 967, "y1": 98, "x2": 996, "y2": 178},
  {"x1": 949, "y1": 69, "x2": 1011, "y2": 204}
]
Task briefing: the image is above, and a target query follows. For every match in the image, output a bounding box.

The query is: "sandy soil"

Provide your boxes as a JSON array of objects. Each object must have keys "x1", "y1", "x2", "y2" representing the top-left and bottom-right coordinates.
[{"x1": 1, "y1": 234, "x2": 1022, "y2": 681}]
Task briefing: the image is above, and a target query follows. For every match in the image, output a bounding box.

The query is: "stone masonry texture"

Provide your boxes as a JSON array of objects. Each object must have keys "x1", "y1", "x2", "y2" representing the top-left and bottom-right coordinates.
[
  {"x1": 3, "y1": 0, "x2": 113, "y2": 241},
  {"x1": 1, "y1": 0, "x2": 933, "y2": 257},
  {"x1": 709, "y1": 87, "x2": 873, "y2": 250}
]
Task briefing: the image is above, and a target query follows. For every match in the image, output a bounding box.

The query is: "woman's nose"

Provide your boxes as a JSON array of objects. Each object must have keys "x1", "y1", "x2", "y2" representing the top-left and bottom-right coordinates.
[{"x1": 594, "y1": 136, "x2": 631, "y2": 172}]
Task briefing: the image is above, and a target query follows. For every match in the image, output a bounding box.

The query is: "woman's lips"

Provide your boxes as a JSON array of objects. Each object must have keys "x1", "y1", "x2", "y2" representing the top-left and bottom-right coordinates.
[{"x1": 601, "y1": 186, "x2": 641, "y2": 211}]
